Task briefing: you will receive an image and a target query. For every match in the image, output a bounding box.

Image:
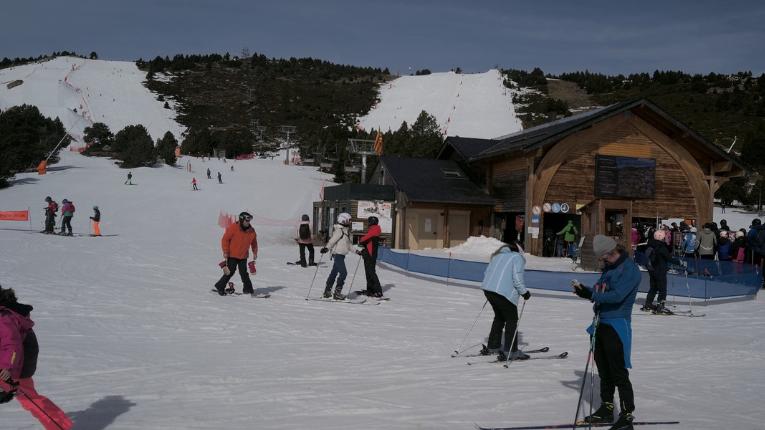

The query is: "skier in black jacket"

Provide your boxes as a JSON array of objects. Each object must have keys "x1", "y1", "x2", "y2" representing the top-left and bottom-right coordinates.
[{"x1": 641, "y1": 230, "x2": 682, "y2": 314}]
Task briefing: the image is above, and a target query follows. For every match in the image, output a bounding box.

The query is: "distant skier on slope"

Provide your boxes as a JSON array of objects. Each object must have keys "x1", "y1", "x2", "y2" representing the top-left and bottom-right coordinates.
[
  {"x1": 214, "y1": 212, "x2": 258, "y2": 296},
  {"x1": 217, "y1": 171, "x2": 222, "y2": 184},
  {"x1": 192, "y1": 177, "x2": 198, "y2": 191},
  {"x1": 124, "y1": 171, "x2": 133, "y2": 185},
  {"x1": 641, "y1": 230, "x2": 683, "y2": 314},
  {"x1": 320, "y1": 213, "x2": 353, "y2": 299},
  {"x1": 206, "y1": 168, "x2": 211, "y2": 179}
]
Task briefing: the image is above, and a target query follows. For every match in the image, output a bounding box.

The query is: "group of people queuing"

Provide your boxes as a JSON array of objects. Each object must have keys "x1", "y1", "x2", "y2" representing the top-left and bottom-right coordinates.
[
  {"x1": 42, "y1": 196, "x2": 101, "y2": 237},
  {"x1": 477, "y1": 235, "x2": 639, "y2": 430}
]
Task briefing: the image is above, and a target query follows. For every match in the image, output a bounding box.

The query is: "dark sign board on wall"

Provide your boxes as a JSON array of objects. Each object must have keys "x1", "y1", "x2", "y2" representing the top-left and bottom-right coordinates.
[{"x1": 595, "y1": 155, "x2": 656, "y2": 199}]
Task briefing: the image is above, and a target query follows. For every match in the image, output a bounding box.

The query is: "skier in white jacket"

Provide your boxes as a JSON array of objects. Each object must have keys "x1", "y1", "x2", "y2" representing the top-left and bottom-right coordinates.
[{"x1": 320, "y1": 213, "x2": 353, "y2": 299}]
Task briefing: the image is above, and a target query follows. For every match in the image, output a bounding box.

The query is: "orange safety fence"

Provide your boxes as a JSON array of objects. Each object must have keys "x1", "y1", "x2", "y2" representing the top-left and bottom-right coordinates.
[{"x1": 0, "y1": 210, "x2": 30, "y2": 221}]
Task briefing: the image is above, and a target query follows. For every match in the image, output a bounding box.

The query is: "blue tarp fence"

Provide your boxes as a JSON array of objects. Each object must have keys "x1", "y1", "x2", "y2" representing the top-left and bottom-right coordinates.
[{"x1": 378, "y1": 247, "x2": 762, "y2": 299}]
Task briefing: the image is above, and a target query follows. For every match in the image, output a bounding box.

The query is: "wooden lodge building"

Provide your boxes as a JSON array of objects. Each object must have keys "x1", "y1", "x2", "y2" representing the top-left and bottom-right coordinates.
[
  {"x1": 316, "y1": 99, "x2": 745, "y2": 263},
  {"x1": 440, "y1": 98, "x2": 746, "y2": 264}
]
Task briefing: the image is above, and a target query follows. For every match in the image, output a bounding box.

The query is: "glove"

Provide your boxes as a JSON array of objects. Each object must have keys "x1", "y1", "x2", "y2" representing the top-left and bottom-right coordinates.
[
  {"x1": 320, "y1": 247, "x2": 329, "y2": 254},
  {"x1": 572, "y1": 283, "x2": 592, "y2": 300},
  {"x1": 522, "y1": 291, "x2": 531, "y2": 301},
  {"x1": 0, "y1": 387, "x2": 15, "y2": 404}
]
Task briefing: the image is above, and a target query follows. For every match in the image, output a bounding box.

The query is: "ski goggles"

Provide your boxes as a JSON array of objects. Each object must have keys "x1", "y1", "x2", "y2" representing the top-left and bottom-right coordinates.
[{"x1": 240, "y1": 215, "x2": 253, "y2": 222}]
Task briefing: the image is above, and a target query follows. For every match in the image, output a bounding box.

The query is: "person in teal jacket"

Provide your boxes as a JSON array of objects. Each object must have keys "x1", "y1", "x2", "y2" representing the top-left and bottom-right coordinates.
[
  {"x1": 557, "y1": 220, "x2": 579, "y2": 257},
  {"x1": 479, "y1": 242, "x2": 531, "y2": 361},
  {"x1": 572, "y1": 235, "x2": 640, "y2": 430}
]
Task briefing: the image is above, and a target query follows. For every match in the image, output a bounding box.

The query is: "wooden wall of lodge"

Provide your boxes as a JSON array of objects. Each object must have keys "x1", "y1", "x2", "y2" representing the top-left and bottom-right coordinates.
[
  {"x1": 543, "y1": 115, "x2": 698, "y2": 220},
  {"x1": 398, "y1": 201, "x2": 492, "y2": 249},
  {"x1": 482, "y1": 112, "x2": 717, "y2": 254}
]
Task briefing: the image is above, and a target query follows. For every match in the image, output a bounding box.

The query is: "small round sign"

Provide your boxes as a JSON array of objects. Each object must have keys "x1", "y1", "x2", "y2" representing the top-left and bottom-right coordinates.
[
  {"x1": 542, "y1": 203, "x2": 551, "y2": 213},
  {"x1": 552, "y1": 203, "x2": 561, "y2": 213},
  {"x1": 532, "y1": 205, "x2": 541, "y2": 215},
  {"x1": 560, "y1": 203, "x2": 570, "y2": 213}
]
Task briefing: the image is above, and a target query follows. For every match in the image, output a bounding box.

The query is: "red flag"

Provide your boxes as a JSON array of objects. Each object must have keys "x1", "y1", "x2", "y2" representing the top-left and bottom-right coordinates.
[
  {"x1": 0, "y1": 210, "x2": 30, "y2": 221},
  {"x1": 373, "y1": 131, "x2": 384, "y2": 155}
]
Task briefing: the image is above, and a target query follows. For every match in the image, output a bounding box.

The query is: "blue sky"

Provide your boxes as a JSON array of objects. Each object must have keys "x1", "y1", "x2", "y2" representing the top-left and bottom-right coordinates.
[{"x1": 3, "y1": 0, "x2": 764, "y2": 75}]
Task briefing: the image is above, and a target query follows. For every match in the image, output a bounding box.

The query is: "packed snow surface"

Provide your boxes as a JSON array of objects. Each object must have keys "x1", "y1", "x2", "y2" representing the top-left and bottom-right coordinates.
[
  {"x1": 0, "y1": 56, "x2": 183, "y2": 142},
  {"x1": 358, "y1": 70, "x2": 523, "y2": 139},
  {"x1": 0, "y1": 152, "x2": 763, "y2": 429}
]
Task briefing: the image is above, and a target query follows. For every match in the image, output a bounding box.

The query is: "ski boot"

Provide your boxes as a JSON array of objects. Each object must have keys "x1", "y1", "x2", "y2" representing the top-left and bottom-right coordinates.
[
  {"x1": 580, "y1": 402, "x2": 614, "y2": 424},
  {"x1": 308, "y1": 261, "x2": 318, "y2": 266},
  {"x1": 608, "y1": 411, "x2": 634, "y2": 430},
  {"x1": 225, "y1": 282, "x2": 236, "y2": 295},
  {"x1": 639, "y1": 302, "x2": 656, "y2": 312},
  {"x1": 322, "y1": 287, "x2": 332, "y2": 299},
  {"x1": 333, "y1": 292, "x2": 346, "y2": 301},
  {"x1": 479, "y1": 344, "x2": 497, "y2": 356},
  {"x1": 652, "y1": 302, "x2": 673, "y2": 315}
]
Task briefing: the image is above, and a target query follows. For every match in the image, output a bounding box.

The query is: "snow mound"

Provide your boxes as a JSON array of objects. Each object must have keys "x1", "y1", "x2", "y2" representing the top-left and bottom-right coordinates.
[
  {"x1": 358, "y1": 69, "x2": 523, "y2": 139},
  {"x1": 0, "y1": 56, "x2": 183, "y2": 143},
  {"x1": 444, "y1": 235, "x2": 506, "y2": 256}
]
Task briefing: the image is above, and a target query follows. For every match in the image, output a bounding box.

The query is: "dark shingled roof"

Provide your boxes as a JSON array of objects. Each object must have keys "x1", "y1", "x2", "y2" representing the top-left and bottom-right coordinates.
[
  {"x1": 323, "y1": 183, "x2": 395, "y2": 201},
  {"x1": 469, "y1": 99, "x2": 746, "y2": 171},
  {"x1": 380, "y1": 155, "x2": 494, "y2": 205},
  {"x1": 439, "y1": 136, "x2": 499, "y2": 160}
]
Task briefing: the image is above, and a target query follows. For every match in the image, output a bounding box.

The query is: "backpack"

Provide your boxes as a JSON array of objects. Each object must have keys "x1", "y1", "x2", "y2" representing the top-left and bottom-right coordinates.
[
  {"x1": 298, "y1": 224, "x2": 311, "y2": 240},
  {"x1": 644, "y1": 246, "x2": 656, "y2": 272}
]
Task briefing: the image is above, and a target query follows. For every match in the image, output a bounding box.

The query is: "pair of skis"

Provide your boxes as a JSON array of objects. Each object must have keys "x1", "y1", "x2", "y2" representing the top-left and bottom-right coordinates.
[
  {"x1": 458, "y1": 345, "x2": 568, "y2": 366},
  {"x1": 475, "y1": 421, "x2": 679, "y2": 429},
  {"x1": 210, "y1": 289, "x2": 271, "y2": 298}
]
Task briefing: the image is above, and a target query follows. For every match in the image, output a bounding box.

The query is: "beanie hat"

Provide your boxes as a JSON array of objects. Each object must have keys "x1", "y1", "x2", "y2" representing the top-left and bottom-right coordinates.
[
  {"x1": 593, "y1": 234, "x2": 617, "y2": 257},
  {"x1": 301, "y1": 214, "x2": 309, "y2": 221},
  {"x1": 653, "y1": 230, "x2": 666, "y2": 241}
]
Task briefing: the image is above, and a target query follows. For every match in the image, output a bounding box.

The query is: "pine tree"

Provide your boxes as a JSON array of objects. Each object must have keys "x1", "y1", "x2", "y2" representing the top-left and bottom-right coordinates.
[{"x1": 113, "y1": 125, "x2": 155, "y2": 168}]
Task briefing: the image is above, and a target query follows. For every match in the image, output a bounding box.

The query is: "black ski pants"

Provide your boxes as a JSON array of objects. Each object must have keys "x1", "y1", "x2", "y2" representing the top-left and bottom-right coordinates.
[
  {"x1": 298, "y1": 243, "x2": 315, "y2": 266},
  {"x1": 44, "y1": 214, "x2": 55, "y2": 233},
  {"x1": 215, "y1": 257, "x2": 253, "y2": 294},
  {"x1": 61, "y1": 215, "x2": 73, "y2": 234},
  {"x1": 594, "y1": 323, "x2": 634, "y2": 413},
  {"x1": 646, "y1": 269, "x2": 667, "y2": 305},
  {"x1": 484, "y1": 290, "x2": 519, "y2": 353},
  {"x1": 362, "y1": 251, "x2": 382, "y2": 295}
]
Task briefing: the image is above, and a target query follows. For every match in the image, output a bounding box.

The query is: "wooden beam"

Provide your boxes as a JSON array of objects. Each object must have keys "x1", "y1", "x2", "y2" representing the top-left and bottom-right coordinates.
[{"x1": 713, "y1": 160, "x2": 733, "y2": 173}]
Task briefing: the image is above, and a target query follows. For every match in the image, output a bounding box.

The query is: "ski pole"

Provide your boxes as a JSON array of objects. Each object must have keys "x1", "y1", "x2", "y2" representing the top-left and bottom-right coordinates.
[
  {"x1": 6, "y1": 381, "x2": 66, "y2": 430},
  {"x1": 305, "y1": 252, "x2": 326, "y2": 299},
  {"x1": 451, "y1": 299, "x2": 488, "y2": 357},
  {"x1": 345, "y1": 253, "x2": 363, "y2": 294},
  {"x1": 572, "y1": 312, "x2": 600, "y2": 430},
  {"x1": 502, "y1": 299, "x2": 526, "y2": 366}
]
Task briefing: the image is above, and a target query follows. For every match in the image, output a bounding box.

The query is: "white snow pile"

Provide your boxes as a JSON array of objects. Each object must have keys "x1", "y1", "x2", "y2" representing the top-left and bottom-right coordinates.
[
  {"x1": 0, "y1": 152, "x2": 763, "y2": 429},
  {"x1": 444, "y1": 235, "x2": 506, "y2": 256},
  {"x1": 0, "y1": 56, "x2": 184, "y2": 143},
  {"x1": 358, "y1": 69, "x2": 523, "y2": 139}
]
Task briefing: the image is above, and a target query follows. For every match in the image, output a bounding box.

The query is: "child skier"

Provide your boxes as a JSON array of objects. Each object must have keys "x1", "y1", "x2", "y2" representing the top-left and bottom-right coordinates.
[
  {"x1": 59, "y1": 199, "x2": 75, "y2": 236},
  {"x1": 90, "y1": 206, "x2": 101, "y2": 236},
  {"x1": 43, "y1": 197, "x2": 58, "y2": 234},
  {"x1": 192, "y1": 177, "x2": 198, "y2": 191},
  {"x1": 295, "y1": 214, "x2": 315, "y2": 267},
  {"x1": 320, "y1": 213, "x2": 353, "y2": 299},
  {"x1": 0, "y1": 285, "x2": 73, "y2": 430}
]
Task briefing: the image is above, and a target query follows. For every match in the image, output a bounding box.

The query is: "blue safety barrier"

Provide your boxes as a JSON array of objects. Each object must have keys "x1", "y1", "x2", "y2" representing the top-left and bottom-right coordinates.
[{"x1": 378, "y1": 247, "x2": 762, "y2": 299}]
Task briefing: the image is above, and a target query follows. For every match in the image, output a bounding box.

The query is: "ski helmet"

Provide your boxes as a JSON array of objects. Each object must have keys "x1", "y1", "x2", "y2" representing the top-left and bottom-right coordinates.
[
  {"x1": 367, "y1": 216, "x2": 379, "y2": 226},
  {"x1": 239, "y1": 211, "x2": 253, "y2": 222},
  {"x1": 653, "y1": 230, "x2": 665, "y2": 241},
  {"x1": 753, "y1": 219, "x2": 762, "y2": 227},
  {"x1": 45, "y1": 196, "x2": 52, "y2": 202},
  {"x1": 301, "y1": 214, "x2": 309, "y2": 221},
  {"x1": 93, "y1": 205, "x2": 99, "y2": 210},
  {"x1": 337, "y1": 212, "x2": 351, "y2": 225}
]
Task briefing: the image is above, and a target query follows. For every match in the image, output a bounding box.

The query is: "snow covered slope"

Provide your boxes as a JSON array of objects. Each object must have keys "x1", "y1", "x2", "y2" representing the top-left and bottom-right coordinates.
[
  {"x1": 0, "y1": 56, "x2": 183, "y2": 142},
  {"x1": 358, "y1": 69, "x2": 523, "y2": 139},
  {"x1": 0, "y1": 153, "x2": 763, "y2": 429}
]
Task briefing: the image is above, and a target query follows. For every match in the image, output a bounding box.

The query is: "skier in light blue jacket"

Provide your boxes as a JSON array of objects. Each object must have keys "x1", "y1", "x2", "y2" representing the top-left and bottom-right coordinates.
[{"x1": 479, "y1": 242, "x2": 531, "y2": 361}]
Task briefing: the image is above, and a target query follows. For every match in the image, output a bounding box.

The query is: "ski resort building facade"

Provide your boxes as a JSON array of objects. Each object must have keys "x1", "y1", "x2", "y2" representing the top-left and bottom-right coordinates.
[{"x1": 440, "y1": 99, "x2": 746, "y2": 264}]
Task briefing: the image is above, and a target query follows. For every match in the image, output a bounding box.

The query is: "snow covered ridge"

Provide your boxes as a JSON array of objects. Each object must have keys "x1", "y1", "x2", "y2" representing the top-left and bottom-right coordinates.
[
  {"x1": 358, "y1": 69, "x2": 523, "y2": 139},
  {"x1": 0, "y1": 56, "x2": 184, "y2": 143}
]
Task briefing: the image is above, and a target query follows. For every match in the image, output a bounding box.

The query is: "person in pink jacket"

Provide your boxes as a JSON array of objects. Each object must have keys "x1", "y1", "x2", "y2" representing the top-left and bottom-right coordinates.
[{"x1": 0, "y1": 286, "x2": 72, "y2": 430}]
